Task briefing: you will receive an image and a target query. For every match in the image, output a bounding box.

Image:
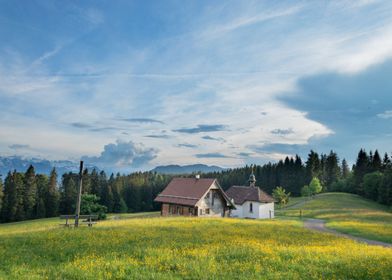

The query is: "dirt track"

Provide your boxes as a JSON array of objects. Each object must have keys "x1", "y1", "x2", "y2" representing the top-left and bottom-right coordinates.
[{"x1": 304, "y1": 218, "x2": 392, "y2": 248}]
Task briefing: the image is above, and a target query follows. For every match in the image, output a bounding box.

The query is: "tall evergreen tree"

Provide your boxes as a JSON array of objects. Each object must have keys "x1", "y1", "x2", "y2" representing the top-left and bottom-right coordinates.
[
  {"x1": 0, "y1": 172, "x2": 15, "y2": 222},
  {"x1": 60, "y1": 174, "x2": 78, "y2": 214},
  {"x1": 23, "y1": 165, "x2": 37, "y2": 219},
  {"x1": 305, "y1": 150, "x2": 320, "y2": 183},
  {"x1": 82, "y1": 169, "x2": 91, "y2": 194},
  {"x1": 46, "y1": 168, "x2": 59, "y2": 217},
  {"x1": 382, "y1": 153, "x2": 391, "y2": 171},
  {"x1": 35, "y1": 174, "x2": 48, "y2": 218},
  {"x1": 353, "y1": 149, "x2": 369, "y2": 194},
  {"x1": 90, "y1": 169, "x2": 101, "y2": 197},
  {"x1": 363, "y1": 172, "x2": 383, "y2": 201},
  {"x1": 378, "y1": 170, "x2": 392, "y2": 206},
  {"x1": 101, "y1": 173, "x2": 114, "y2": 212},
  {"x1": 325, "y1": 151, "x2": 341, "y2": 189},
  {"x1": 112, "y1": 175, "x2": 127, "y2": 213},
  {"x1": 371, "y1": 150, "x2": 382, "y2": 172},
  {"x1": 14, "y1": 171, "x2": 25, "y2": 221},
  {"x1": 341, "y1": 159, "x2": 350, "y2": 179}
]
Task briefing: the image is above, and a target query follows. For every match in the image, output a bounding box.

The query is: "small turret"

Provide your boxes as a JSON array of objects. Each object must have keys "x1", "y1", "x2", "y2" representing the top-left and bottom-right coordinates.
[{"x1": 248, "y1": 166, "x2": 256, "y2": 187}]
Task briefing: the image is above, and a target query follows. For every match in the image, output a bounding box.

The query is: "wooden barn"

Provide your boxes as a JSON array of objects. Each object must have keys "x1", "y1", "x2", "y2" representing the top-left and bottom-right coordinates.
[{"x1": 154, "y1": 176, "x2": 235, "y2": 217}]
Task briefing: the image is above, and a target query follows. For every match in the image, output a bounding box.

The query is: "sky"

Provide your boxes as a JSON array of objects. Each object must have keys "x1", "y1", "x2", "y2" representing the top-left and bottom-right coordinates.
[{"x1": 1, "y1": 0, "x2": 392, "y2": 172}]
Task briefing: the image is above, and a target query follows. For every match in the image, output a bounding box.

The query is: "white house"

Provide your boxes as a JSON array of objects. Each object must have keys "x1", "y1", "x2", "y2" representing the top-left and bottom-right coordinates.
[{"x1": 225, "y1": 171, "x2": 275, "y2": 219}]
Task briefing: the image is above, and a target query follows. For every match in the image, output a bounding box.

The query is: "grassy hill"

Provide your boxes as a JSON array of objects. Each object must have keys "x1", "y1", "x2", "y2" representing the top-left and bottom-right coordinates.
[
  {"x1": 0, "y1": 210, "x2": 391, "y2": 279},
  {"x1": 277, "y1": 192, "x2": 392, "y2": 243}
]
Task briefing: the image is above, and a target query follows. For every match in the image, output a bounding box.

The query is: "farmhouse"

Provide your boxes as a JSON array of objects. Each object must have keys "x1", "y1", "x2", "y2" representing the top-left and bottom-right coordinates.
[
  {"x1": 154, "y1": 176, "x2": 235, "y2": 217},
  {"x1": 225, "y1": 171, "x2": 275, "y2": 219}
]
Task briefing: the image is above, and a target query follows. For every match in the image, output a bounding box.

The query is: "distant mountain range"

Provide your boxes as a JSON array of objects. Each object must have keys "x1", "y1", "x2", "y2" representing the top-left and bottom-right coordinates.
[
  {"x1": 0, "y1": 156, "x2": 97, "y2": 177},
  {"x1": 0, "y1": 157, "x2": 225, "y2": 177},
  {"x1": 151, "y1": 164, "x2": 225, "y2": 174}
]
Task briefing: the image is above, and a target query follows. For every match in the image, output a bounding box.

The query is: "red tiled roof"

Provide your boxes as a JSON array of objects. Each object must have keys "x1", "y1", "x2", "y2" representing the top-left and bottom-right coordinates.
[
  {"x1": 225, "y1": 186, "x2": 274, "y2": 205},
  {"x1": 154, "y1": 178, "x2": 216, "y2": 206}
]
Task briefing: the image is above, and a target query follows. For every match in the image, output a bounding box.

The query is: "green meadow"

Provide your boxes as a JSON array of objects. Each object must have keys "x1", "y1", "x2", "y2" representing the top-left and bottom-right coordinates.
[
  {"x1": 277, "y1": 192, "x2": 392, "y2": 243},
  {"x1": 0, "y1": 193, "x2": 391, "y2": 279}
]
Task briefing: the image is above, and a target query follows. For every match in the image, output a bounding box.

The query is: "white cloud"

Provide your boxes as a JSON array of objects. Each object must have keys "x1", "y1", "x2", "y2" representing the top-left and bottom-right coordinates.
[
  {"x1": 377, "y1": 110, "x2": 392, "y2": 119},
  {"x1": 82, "y1": 140, "x2": 157, "y2": 170}
]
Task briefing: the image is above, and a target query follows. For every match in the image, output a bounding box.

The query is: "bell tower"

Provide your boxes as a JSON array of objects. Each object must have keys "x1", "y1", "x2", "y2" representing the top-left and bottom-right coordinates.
[{"x1": 248, "y1": 165, "x2": 256, "y2": 187}]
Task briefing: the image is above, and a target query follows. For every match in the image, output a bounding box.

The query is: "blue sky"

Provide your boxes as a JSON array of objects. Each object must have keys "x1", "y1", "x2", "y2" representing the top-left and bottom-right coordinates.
[{"x1": 1, "y1": 0, "x2": 392, "y2": 171}]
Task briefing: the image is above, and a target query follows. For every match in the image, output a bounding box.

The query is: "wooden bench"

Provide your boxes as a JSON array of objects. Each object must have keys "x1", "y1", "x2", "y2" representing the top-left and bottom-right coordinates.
[{"x1": 60, "y1": 215, "x2": 98, "y2": 227}]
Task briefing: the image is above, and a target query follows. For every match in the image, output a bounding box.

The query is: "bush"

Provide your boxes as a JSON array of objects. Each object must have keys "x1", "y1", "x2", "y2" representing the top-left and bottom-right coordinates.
[
  {"x1": 80, "y1": 194, "x2": 107, "y2": 220},
  {"x1": 272, "y1": 186, "x2": 290, "y2": 206},
  {"x1": 309, "y1": 177, "x2": 322, "y2": 195}
]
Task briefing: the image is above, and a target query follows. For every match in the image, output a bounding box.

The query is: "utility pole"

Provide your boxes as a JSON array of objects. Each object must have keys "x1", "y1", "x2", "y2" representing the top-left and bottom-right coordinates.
[{"x1": 74, "y1": 161, "x2": 83, "y2": 227}]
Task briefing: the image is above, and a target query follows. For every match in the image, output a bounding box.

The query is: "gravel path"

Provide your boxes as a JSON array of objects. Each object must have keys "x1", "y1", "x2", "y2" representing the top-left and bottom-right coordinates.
[{"x1": 304, "y1": 218, "x2": 392, "y2": 248}]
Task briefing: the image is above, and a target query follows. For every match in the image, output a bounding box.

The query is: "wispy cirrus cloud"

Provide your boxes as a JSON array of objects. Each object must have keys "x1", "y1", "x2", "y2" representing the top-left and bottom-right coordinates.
[
  {"x1": 377, "y1": 110, "x2": 392, "y2": 119},
  {"x1": 195, "y1": 152, "x2": 230, "y2": 158},
  {"x1": 174, "y1": 124, "x2": 227, "y2": 134},
  {"x1": 121, "y1": 118, "x2": 164, "y2": 124},
  {"x1": 200, "y1": 4, "x2": 303, "y2": 40},
  {"x1": 144, "y1": 134, "x2": 172, "y2": 139},
  {"x1": 177, "y1": 143, "x2": 198, "y2": 148}
]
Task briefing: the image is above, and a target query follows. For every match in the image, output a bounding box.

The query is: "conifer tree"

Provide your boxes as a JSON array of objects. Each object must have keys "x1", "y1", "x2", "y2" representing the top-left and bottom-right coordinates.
[
  {"x1": 363, "y1": 172, "x2": 382, "y2": 201},
  {"x1": 382, "y1": 153, "x2": 391, "y2": 171},
  {"x1": 60, "y1": 174, "x2": 78, "y2": 214},
  {"x1": 112, "y1": 175, "x2": 127, "y2": 213},
  {"x1": 0, "y1": 172, "x2": 14, "y2": 222},
  {"x1": 371, "y1": 150, "x2": 382, "y2": 172},
  {"x1": 341, "y1": 159, "x2": 350, "y2": 179},
  {"x1": 305, "y1": 150, "x2": 321, "y2": 182},
  {"x1": 353, "y1": 149, "x2": 369, "y2": 194},
  {"x1": 82, "y1": 169, "x2": 91, "y2": 194},
  {"x1": 46, "y1": 168, "x2": 59, "y2": 217},
  {"x1": 101, "y1": 173, "x2": 114, "y2": 212},
  {"x1": 14, "y1": 171, "x2": 26, "y2": 221},
  {"x1": 325, "y1": 151, "x2": 340, "y2": 189},
  {"x1": 23, "y1": 165, "x2": 37, "y2": 219},
  {"x1": 90, "y1": 169, "x2": 101, "y2": 197},
  {"x1": 35, "y1": 174, "x2": 48, "y2": 218}
]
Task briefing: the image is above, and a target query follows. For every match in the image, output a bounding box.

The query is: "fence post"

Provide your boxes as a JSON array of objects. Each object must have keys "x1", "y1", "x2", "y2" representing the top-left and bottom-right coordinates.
[
  {"x1": 300, "y1": 209, "x2": 302, "y2": 219},
  {"x1": 75, "y1": 161, "x2": 83, "y2": 227}
]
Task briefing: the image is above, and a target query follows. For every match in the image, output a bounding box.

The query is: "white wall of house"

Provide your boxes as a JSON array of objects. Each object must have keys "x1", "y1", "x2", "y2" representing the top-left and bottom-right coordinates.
[
  {"x1": 230, "y1": 202, "x2": 274, "y2": 219},
  {"x1": 258, "y1": 202, "x2": 274, "y2": 219},
  {"x1": 196, "y1": 182, "x2": 226, "y2": 217}
]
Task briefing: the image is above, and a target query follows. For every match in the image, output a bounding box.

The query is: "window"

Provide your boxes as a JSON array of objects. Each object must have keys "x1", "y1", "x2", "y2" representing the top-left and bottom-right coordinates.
[
  {"x1": 206, "y1": 208, "x2": 210, "y2": 214},
  {"x1": 189, "y1": 208, "x2": 193, "y2": 216},
  {"x1": 205, "y1": 192, "x2": 210, "y2": 199},
  {"x1": 212, "y1": 192, "x2": 215, "y2": 206},
  {"x1": 249, "y1": 203, "x2": 253, "y2": 213},
  {"x1": 199, "y1": 209, "x2": 203, "y2": 215}
]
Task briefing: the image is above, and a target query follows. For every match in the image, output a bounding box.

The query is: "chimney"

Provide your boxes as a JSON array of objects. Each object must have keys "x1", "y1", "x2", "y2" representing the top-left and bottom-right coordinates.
[{"x1": 195, "y1": 174, "x2": 200, "y2": 180}]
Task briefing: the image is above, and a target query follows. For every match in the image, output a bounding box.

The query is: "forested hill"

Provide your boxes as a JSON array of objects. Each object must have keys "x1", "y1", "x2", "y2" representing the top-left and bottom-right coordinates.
[{"x1": 1, "y1": 148, "x2": 391, "y2": 224}]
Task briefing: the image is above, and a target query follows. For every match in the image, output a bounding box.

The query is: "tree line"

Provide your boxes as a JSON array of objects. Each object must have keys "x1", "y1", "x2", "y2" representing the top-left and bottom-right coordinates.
[
  {"x1": 1, "y1": 148, "x2": 391, "y2": 223},
  {"x1": 203, "y1": 149, "x2": 392, "y2": 206},
  {"x1": 0, "y1": 167, "x2": 171, "y2": 223}
]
